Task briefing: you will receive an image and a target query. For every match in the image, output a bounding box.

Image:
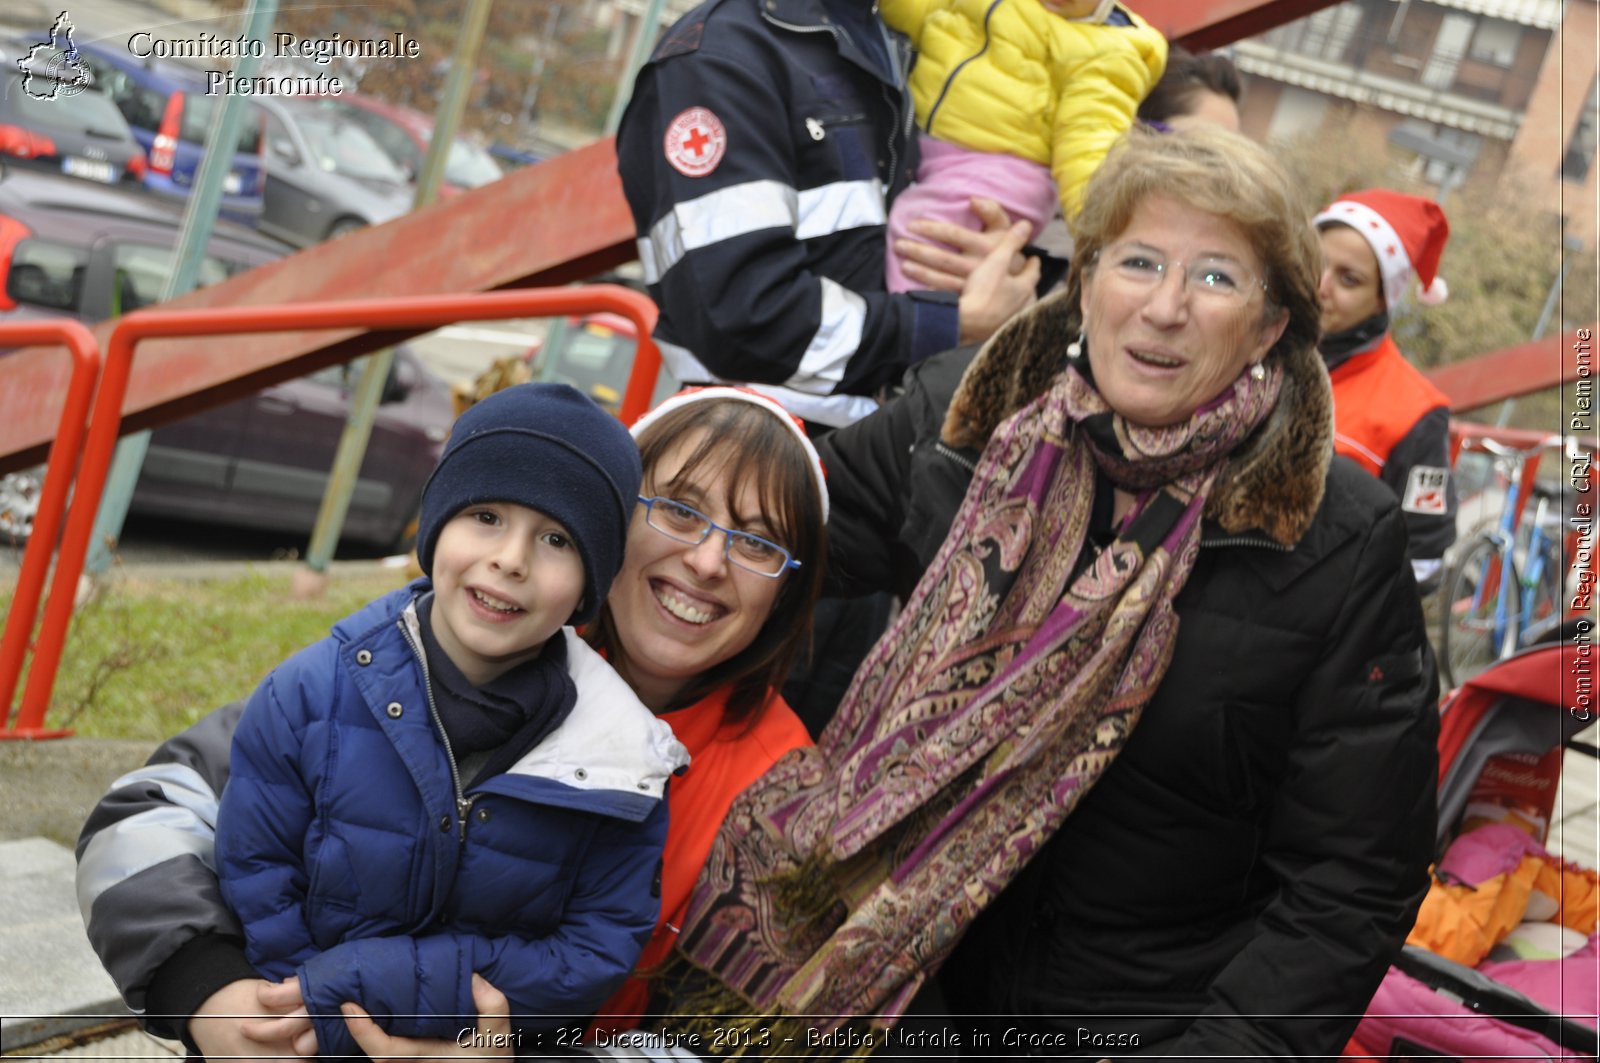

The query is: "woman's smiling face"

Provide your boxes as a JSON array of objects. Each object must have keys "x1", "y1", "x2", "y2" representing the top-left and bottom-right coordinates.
[
  {"x1": 1081, "y1": 194, "x2": 1287, "y2": 427},
  {"x1": 605, "y1": 430, "x2": 789, "y2": 711}
]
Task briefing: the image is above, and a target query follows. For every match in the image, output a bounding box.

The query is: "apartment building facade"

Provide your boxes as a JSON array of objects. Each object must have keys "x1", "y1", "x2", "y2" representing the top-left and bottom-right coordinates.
[{"x1": 1232, "y1": 0, "x2": 1597, "y2": 243}]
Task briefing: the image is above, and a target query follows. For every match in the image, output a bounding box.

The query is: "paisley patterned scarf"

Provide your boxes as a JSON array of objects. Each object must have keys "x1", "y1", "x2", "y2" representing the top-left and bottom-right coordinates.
[{"x1": 667, "y1": 357, "x2": 1285, "y2": 1039}]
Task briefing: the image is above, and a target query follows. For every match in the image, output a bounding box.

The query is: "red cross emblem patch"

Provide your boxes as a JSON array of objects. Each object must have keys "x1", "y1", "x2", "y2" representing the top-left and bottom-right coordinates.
[{"x1": 664, "y1": 107, "x2": 727, "y2": 178}]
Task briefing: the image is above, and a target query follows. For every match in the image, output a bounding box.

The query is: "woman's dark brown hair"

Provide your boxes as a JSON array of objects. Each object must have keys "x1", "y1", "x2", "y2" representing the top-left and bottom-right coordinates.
[
  {"x1": 586, "y1": 398, "x2": 825, "y2": 727},
  {"x1": 1137, "y1": 45, "x2": 1243, "y2": 125}
]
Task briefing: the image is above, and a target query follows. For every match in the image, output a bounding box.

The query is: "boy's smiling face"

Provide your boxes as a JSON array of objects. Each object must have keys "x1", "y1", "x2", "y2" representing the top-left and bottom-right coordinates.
[{"x1": 429, "y1": 501, "x2": 585, "y2": 685}]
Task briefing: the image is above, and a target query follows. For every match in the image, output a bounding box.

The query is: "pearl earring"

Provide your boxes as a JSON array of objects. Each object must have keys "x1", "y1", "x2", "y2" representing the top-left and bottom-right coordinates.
[
  {"x1": 1249, "y1": 363, "x2": 1266, "y2": 381},
  {"x1": 1066, "y1": 330, "x2": 1085, "y2": 360}
]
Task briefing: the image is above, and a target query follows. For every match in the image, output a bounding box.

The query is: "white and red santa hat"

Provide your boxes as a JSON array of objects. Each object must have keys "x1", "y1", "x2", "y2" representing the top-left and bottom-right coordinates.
[
  {"x1": 628, "y1": 386, "x2": 828, "y2": 521},
  {"x1": 1313, "y1": 189, "x2": 1451, "y2": 308}
]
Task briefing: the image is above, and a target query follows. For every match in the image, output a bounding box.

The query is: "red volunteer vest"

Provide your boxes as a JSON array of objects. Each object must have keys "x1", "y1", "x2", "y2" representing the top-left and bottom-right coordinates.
[{"x1": 1328, "y1": 334, "x2": 1450, "y2": 477}]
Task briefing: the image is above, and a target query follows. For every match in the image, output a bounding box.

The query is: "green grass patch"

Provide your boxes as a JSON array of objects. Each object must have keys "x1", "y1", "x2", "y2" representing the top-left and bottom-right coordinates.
[{"x1": 3, "y1": 567, "x2": 413, "y2": 740}]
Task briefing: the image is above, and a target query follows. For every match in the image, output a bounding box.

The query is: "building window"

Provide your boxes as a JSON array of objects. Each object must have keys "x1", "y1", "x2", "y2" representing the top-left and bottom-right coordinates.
[
  {"x1": 1468, "y1": 19, "x2": 1521, "y2": 66},
  {"x1": 1391, "y1": 120, "x2": 1481, "y2": 195},
  {"x1": 1562, "y1": 76, "x2": 1598, "y2": 184},
  {"x1": 1267, "y1": 2, "x2": 1363, "y2": 62},
  {"x1": 1421, "y1": 13, "x2": 1475, "y2": 89}
]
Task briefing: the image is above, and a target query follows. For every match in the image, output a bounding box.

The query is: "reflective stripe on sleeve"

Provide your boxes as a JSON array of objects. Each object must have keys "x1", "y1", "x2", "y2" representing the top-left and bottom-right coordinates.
[
  {"x1": 653, "y1": 277, "x2": 865, "y2": 398},
  {"x1": 656, "y1": 340, "x2": 879, "y2": 427},
  {"x1": 797, "y1": 278, "x2": 866, "y2": 389},
  {"x1": 75, "y1": 763, "x2": 221, "y2": 919},
  {"x1": 638, "y1": 178, "x2": 885, "y2": 285}
]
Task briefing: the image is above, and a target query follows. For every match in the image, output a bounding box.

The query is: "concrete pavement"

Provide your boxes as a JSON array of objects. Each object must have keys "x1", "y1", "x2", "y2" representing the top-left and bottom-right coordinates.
[{"x1": 0, "y1": 839, "x2": 134, "y2": 1053}]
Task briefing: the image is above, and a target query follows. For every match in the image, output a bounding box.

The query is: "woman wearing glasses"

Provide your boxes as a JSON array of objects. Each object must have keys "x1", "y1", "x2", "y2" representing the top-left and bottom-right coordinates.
[
  {"x1": 584, "y1": 387, "x2": 824, "y2": 1033},
  {"x1": 667, "y1": 125, "x2": 1440, "y2": 1058},
  {"x1": 74, "y1": 387, "x2": 825, "y2": 1059}
]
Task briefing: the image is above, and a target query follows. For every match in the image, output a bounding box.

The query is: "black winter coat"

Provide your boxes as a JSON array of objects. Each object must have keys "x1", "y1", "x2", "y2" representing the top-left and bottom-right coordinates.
[{"x1": 817, "y1": 345, "x2": 1440, "y2": 1059}]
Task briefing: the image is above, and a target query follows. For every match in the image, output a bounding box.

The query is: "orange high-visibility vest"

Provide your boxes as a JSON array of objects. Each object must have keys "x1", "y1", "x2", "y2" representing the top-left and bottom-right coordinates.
[{"x1": 1328, "y1": 334, "x2": 1451, "y2": 477}]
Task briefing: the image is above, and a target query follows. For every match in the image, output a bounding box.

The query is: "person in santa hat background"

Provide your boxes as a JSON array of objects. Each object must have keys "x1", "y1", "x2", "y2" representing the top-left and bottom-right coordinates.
[{"x1": 1315, "y1": 189, "x2": 1457, "y2": 592}]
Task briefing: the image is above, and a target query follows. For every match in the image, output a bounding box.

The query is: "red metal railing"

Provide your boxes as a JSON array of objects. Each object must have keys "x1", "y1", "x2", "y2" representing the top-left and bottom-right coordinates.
[
  {"x1": 0, "y1": 320, "x2": 102, "y2": 739},
  {"x1": 1, "y1": 287, "x2": 660, "y2": 738}
]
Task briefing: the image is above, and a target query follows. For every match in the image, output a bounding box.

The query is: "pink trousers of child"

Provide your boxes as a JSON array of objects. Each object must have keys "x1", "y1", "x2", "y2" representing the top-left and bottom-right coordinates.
[{"x1": 885, "y1": 133, "x2": 1058, "y2": 293}]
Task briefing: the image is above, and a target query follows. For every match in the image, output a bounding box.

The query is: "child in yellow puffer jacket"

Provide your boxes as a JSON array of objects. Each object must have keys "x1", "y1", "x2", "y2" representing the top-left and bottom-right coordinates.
[{"x1": 882, "y1": 0, "x2": 1166, "y2": 292}]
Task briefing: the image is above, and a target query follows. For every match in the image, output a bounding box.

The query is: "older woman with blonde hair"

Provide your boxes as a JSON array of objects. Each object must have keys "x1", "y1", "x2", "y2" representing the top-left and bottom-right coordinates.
[{"x1": 665, "y1": 124, "x2": 1440, "y2": 1059}]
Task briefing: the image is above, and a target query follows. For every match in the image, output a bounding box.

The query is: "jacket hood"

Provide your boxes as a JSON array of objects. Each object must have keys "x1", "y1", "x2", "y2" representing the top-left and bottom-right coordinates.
[
  {"x1": 504, "y1": 629, "x2": 690, "y2": 805},
  {"x1": 941, "y1": 286, "x2": 1333, "y2": 546}
]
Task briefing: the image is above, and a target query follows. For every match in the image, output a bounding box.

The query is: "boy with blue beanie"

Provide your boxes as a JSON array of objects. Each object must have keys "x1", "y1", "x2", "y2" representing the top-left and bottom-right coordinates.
[{"x1": 216, "y1": 383, "x2": 689, "y2": 1056}]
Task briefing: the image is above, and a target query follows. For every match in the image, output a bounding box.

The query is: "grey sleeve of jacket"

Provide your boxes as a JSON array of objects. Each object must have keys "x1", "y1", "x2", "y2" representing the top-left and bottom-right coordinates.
[
  {"x1": 75, "y1": 700, "x2": 248, "y2": 1036},
  {"x1": 1172, "y1": 491, "x2": 1441, "y2": 1058}
]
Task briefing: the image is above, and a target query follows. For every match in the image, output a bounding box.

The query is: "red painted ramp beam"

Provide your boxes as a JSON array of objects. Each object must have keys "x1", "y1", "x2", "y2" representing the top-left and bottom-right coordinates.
[
  {"x1": 1426, "y1": 327, "x2": 1597, "y2": 413},
  {"x1": 1136, "y1": 0, "x2": 1340, "y2": 48},
  {"x1": 0, "y1": 137, "x2": 637, "y2": 474}
]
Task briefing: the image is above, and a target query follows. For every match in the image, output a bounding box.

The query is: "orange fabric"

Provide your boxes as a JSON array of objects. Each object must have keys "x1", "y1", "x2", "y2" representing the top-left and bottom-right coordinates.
[
  {"x1": 1328, "y1": 335, "x2": 1451, "y2": 477},
  {"x1": 1535, "y1": 857, "x2": 1600, "y2": 935},
  {"x1": 1407, "y1": 856, "x2": 1600, "y2": 966},
  {"x1": 591, "y1": 688, "x2": 813, "y2": 1031},
  {"x1": 1407, "y1": 858, "x2": 1544, "y2": 966}
]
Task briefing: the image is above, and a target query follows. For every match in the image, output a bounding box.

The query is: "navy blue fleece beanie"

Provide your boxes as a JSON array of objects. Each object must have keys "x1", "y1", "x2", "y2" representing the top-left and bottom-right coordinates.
[{"x1": 416, "y1": 383, "x2": 641, "y2": 625}]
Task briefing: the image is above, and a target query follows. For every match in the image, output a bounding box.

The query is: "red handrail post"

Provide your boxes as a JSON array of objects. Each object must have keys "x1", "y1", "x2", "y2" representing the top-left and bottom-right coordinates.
[
  {"x1": 14, "y1": 286, "x2": 661, "y2": 729},
  {"x1": 618, "y1": 330, "x2": 662, "y2": 428},
  {"x1": 0, "y1": 320, "x2": 101, "y2": 739}
]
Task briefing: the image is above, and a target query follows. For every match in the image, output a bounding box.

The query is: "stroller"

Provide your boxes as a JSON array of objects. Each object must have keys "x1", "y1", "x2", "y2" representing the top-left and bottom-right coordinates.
[{"x1": 1346, "y1": 633, "x2": 1600, "y2": 1061}]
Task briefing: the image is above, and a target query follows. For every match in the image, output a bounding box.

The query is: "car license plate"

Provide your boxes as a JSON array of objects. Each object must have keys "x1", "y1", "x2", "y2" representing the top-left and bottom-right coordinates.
[
  {"x1": 225, "y1": 171, "x2": 243, "y2": 195},
  {"x1": 62, "y1": 156, "x2": 117, "y2": 183}
]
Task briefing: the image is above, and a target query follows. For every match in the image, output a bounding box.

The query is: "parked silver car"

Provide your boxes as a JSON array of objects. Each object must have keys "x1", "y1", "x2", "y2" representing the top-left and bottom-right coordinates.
[{"x1": 253, "y1": 94, "x2": 415, "y2": 247}]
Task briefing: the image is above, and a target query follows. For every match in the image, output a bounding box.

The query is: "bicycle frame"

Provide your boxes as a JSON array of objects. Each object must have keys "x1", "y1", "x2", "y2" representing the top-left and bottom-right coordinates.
[
  {"x1": 1458, "y1": 439, "x2": 1567, "y2": 660},
  {"x1": 1477, "y1": 472, "x2": 1522, "y2": 660},
  {"x1": 1517, "y1": 493, "x2": 1561, "y2": 646}
]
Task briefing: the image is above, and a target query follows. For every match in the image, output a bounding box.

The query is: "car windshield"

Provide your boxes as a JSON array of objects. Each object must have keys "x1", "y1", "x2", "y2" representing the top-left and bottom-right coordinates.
[
  {"x1": 6, "y1": 77, "x2": 132, "y2": 137},
  {"x1": 444, "y1": 138, "x2": 503, "y2": 188},
  {"x1": 558, "y1": 324, "x2": 627, "y2": 372},
  {"x1": 107, "y1": 242, "x2": 256, "y2": 314},
  {"x1": 295, "y1": 111, "x2": 407, "y2": 183},
  {"x1": 6, "y1": 238, "x2": 89, "y2": 312},
  {"x1": 178, "y1": 93, "x2": 264, "y2": 154}
]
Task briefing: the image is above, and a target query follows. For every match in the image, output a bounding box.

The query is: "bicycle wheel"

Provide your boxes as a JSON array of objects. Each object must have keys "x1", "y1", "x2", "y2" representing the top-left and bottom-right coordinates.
[{"x1": 1439, "y1": 535, "x2": 1514, "y2": 689}]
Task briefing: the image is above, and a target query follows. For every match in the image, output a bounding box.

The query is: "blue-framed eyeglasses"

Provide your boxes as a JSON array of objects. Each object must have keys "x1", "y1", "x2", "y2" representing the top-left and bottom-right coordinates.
[{"x1": 636, "y1": 496, "x2": 800, "y2": 578}]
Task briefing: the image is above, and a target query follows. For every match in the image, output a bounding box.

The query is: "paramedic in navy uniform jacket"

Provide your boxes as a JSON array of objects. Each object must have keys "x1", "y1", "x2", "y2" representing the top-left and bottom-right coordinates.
[{"x1": 615, "y1": 0, "x2": 1038, "y2": 429}]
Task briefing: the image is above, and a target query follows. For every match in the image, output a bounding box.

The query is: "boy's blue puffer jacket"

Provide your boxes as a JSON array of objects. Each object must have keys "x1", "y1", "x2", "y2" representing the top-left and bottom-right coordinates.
[{"x1": 216, "y1": 582, "x2": 690, "y2": 1056}]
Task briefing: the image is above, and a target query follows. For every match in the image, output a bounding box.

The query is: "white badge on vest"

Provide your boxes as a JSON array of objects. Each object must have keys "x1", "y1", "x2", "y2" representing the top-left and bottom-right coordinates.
[{"x1": 1402, "y1": 465, "x2": 1450, "y2": 515}]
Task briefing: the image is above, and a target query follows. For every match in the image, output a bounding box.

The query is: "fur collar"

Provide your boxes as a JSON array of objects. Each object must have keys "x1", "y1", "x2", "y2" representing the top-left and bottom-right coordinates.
[{"x1": 942, "y1": 287, "x2": 1334, "y2": 546}]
